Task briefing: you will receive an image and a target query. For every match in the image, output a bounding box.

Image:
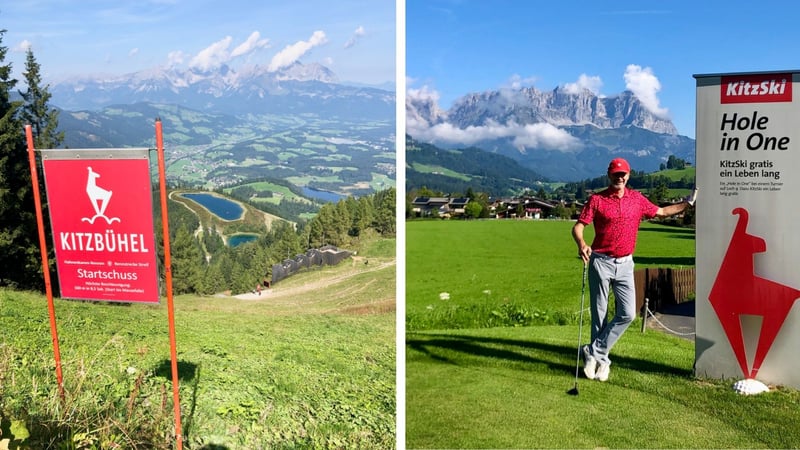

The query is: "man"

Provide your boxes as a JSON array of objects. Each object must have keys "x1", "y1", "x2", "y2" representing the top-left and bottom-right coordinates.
[{"x1": 571, "y1": 157, "x2": 696, "y2": 382}]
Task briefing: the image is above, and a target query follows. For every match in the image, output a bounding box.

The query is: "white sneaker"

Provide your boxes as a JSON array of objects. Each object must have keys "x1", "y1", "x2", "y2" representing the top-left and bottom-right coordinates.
[
  {"x1": 582, "y1": 345, "x2": 597, "y2": 379},
  {"x1": 596, "y1": 362, "x2": 611, "y2": 382}
]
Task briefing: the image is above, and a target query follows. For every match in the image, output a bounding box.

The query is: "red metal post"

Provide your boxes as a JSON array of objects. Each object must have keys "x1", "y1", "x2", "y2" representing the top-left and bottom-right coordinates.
[
  {"x1": 24, "y1": 125, "x2": 65, "y2": 400},
  {"x1": 155, "y1": 119, "x2": 183, "y2": 449}
]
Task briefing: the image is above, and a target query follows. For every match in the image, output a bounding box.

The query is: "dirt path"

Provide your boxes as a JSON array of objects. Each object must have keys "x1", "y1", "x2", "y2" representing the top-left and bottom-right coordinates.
[{"x1": 233, "y1": 257, "x2": 395, "y2": 301}]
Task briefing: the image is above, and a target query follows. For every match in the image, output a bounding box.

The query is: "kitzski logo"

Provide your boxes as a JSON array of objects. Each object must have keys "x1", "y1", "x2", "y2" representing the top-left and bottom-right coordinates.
[
  {"x1": 721, "y1": 74, "x2": 792, "y2": 104},
  {"x1": 81, "y1": 166, "x2": 120, "y2": 224},
  {"x1": 709, "y1": 208, "x2": 800, "y2": 379}
]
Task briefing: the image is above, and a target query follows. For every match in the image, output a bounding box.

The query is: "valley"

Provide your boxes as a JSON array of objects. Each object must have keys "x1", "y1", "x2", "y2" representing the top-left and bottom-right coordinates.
[{"x1": 60, "y1": 105, "x2": 396, "y2": 197}]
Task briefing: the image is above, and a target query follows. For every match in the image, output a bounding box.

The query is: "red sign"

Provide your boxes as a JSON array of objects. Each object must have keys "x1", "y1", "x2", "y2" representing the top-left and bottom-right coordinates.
[
  {"x1": 43, "y1": 153, "x2": 159, "y2": 303},
  {"x1": 721, "y1": 73, "x2": 793, "y2": 104}
]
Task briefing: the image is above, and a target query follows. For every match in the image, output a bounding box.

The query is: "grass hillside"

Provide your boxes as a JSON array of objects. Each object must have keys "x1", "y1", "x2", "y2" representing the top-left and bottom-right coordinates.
[
  {"x1": 0, "y1": 238, "x2": 395, "y2": 449},
  {"x1": 406, "y1": 137, "x2": 548, "y2": 196}
]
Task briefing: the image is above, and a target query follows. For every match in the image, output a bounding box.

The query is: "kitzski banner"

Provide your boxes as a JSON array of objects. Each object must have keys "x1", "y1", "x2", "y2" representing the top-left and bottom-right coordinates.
[{"x1": 695, "y1": 71, "x2": 800, "y2": 388}]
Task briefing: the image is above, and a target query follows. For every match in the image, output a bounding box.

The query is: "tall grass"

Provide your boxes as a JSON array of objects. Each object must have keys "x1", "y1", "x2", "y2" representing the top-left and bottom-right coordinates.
[
  {"x1": 0, "y1": 239, "x2": 395, "y2": 449},
  {"x1": 406, "y1": 219, "x2": 694, "y2": 331}
]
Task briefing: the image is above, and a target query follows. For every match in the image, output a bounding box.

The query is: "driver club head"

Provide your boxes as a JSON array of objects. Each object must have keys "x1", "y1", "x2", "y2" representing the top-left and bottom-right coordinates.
[{"x1": 566, "y1": 385, "x2": 579, "y2": 396}]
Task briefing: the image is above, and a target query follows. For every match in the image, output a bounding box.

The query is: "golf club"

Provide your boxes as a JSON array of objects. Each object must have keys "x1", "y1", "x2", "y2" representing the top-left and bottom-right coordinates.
[{"x1": 567, "y1": 262, "x2": 588, "y2": 396}]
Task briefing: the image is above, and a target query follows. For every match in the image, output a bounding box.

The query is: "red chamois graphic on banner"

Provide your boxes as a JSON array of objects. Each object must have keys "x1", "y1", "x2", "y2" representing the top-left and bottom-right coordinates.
[{"x1": 709, "y1": 208, "x2": 800, "y2": 379}]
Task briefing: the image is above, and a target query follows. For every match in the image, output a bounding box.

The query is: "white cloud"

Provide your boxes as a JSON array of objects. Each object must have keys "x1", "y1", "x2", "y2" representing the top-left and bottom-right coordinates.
[
  {"x1": 407, "y1": 84, "x2": 440, "y2": 104},
  {"x1": 128, "y1": 48, "x2": 140, "y2": 58},
  {"x1": 496, "y1": 75, "x2": 539, "y2": 106},
  {"x1": 563, "y1": 74, "x2": 603, "y2": 95},
  {"x1": 344, "y1": 26, "x2": 366, "y2": 49},
  {"x1": 231, "y1": 31, "x2": 270, "y2": 58},
  {"x1": 167, "y1": 50, "x2": 187, "y2": 67},
  {"x1": 268, "y1": 30, "x2": 328, "y2": 72},
  {"x1": 186, "y1": 33, "x2": 270, "y2": 71},
  {"x1": 624, "y1": 64, "x2": 669, "y2": 118},
  {"x1": 189, "y1": 36, "x2": 233, "y2": 71},
  {"x1": 408, "y1": 118, "x2": 581, "y2": 153},
  {"x1": 13, "y1": 40, "x2": 33, "y2": 52},
  {"x1": 506, "y1": 74, "x2": 537, "y2": 90}
]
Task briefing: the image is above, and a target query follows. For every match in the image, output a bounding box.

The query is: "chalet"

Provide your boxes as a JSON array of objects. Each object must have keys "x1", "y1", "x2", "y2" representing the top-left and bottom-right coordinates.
[
  {"x1": 410, "y1": 196, "x2": 471, "y2": 218},
  {"x1": 491, "y1": 197, "x2": 556, "y2": 219}
]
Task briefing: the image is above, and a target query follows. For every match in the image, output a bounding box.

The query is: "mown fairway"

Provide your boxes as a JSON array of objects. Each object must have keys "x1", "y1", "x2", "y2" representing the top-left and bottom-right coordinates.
[
  {"x1": 407, "y1": 326, "x2": 800, "y2": 449},
  {"x1": 0, "y1": 239, "x2": 395, "y2": 449},
  {"x1": 406, "y1": 219, "x2": 800, "y2": 449},
  {"x1": 406, "y1": 219, "x2": 694, "y2": 330}
]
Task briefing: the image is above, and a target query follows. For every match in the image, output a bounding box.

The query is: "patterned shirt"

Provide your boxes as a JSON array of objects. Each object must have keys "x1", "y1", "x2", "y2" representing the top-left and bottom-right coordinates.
[{"x1": 577, "y1": 187, "x2": 659, "y2": 258}]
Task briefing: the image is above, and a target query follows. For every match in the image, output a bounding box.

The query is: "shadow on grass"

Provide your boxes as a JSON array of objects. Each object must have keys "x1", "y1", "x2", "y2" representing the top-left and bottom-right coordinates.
[
  {"x1": 154, "y1": 359, "x2": 198, "y2": 381},
  {"x1": 407, "y1": 332, "x2": 691, "y2": 378},
  {"x1": 152, "y1": 360, "x2": 222, "y2": 448},
  {"x1": 634, "y1": 256, "x2": 695, "y2": 266}
]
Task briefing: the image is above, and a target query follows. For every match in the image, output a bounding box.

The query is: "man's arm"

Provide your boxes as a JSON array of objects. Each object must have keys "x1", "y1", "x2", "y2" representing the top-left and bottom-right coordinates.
[
  {"x1": 655, "y1": 187, "x2": 698, "y2": 218},
  {"x1": 572, "y1": 221, "x2": 591, "y2": 264},
  {"x1": 655, "y1": 201, "x2": 690, "y2": 218}
]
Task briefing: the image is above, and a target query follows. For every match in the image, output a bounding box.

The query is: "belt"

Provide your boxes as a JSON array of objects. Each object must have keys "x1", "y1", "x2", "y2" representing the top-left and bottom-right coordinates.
[{"x1": 591, "y1": 252, "x2": 632, "y2": 263}]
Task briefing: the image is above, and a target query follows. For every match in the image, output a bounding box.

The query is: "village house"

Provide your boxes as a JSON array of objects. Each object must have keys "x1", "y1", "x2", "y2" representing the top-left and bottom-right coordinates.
[{"x1": 410, "y1": 196, "x2": 470, "y2": 218}]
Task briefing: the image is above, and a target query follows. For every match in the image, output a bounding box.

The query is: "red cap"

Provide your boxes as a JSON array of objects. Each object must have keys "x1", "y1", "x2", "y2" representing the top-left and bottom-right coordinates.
[{"x1": 608, "y1": 157, "x2": 631, "y2": 174}]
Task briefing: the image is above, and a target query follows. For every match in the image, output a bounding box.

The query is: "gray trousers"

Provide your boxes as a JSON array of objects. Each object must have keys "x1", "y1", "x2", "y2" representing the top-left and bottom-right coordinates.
[{"x1": 587, "y1": 253, "x2": 636, "y2": 365}]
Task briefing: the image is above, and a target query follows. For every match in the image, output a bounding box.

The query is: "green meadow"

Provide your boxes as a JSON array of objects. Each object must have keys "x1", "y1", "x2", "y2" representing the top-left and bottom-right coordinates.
[
  {"x1": 1, "y1": 239, "x2": 395, "y2": 449},
  {"x1": 405, "y1": 219, "x2": 800, "y2": 449},
  {"x1": 406, "y1": 219, "x2": 694, "y2": 331}
]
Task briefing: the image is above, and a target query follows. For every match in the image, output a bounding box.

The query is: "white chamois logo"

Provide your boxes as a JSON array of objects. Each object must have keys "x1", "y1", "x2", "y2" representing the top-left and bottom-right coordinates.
[{"x1": 81, "y1": 166, "x2": 120, "y2": 224}]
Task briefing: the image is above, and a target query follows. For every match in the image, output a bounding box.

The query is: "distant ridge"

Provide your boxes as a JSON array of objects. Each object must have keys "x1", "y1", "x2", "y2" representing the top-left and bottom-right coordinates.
[
  {"x1": 407, "y1": 86, "x2": 694, "y2": 181},
  {"x1": 50, "y1": 61, "x2": 394, "y2": 120}
]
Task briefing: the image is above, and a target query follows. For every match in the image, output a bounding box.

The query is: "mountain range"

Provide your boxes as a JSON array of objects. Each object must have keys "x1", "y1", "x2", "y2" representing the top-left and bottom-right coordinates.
[
  {"x1": 46, "y1": 62, "x2": 395, "y2": 196},
  {"x1": 51, "y1": 62, "x2": 394, "y2": 120},
  {"x1": 407, "y1": 86, "x2": 695, "y2": 182}
]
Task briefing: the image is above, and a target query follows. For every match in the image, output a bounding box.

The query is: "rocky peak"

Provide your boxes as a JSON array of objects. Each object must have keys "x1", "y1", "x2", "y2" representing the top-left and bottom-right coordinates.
[{"x1": 432, "y1": 86, "x2": 678, "y2": 135}]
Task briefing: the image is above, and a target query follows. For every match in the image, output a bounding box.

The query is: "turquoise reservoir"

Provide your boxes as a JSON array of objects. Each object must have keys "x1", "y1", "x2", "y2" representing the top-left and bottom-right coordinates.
[
  {"x1": 183, "y1": 193, "x2": 244, "y2": 220},
  {"x1": 228, "y1": 234, "x2": 259, "y2": 247}
]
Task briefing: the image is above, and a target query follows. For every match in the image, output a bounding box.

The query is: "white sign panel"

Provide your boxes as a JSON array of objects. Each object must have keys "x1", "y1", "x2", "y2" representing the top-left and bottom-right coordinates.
[{"x1": 695, "y1": 71, "x2": 800, "y2": 387}]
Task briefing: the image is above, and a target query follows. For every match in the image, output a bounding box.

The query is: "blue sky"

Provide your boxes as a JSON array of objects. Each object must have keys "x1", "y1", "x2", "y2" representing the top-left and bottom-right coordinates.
[
  {"x1": 407, "y1": 0, "x2": 800, "y2": 138},
  {"x1": 1, "y1": 0, "x2": 395, "y2": 86}
]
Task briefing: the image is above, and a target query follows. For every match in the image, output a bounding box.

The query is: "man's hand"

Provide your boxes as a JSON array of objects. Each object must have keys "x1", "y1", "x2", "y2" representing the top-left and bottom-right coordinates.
[
  {"x1": 578, "y1": 245, "x2": 592, "y2": 264},
  {"x1": 685, "y1": 187, "x2": 698, "y2": 207}
]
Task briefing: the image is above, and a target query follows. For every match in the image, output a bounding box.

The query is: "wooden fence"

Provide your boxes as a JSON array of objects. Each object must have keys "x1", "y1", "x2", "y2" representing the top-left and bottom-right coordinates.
[{"x1": 634, "y1": 267, "x2": 695, "y2": 313}]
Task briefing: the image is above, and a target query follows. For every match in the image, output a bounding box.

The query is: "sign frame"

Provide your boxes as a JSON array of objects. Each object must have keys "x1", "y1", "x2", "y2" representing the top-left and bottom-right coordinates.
[
  {"x1": 41, "y1": 148, "x2": 160, "y2": 303},
  {"x1": 694, "y1": 70, "x2": 800, "y2": 387}
]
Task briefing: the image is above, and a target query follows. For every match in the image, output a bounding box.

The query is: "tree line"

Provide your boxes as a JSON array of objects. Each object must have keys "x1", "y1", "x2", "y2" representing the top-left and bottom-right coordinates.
[
  {"x1": 0, "y1": 30, "x2": 63, "y2": 291},
  {"x1": 161, "y1": 188, "x2": 395, "y2": 295},
  {"x1": 0, "y1": 30, "x2": 396, "y2": 295},
  {"x1": 408, "y1": 154, "x2": 694, "y2": 223}
]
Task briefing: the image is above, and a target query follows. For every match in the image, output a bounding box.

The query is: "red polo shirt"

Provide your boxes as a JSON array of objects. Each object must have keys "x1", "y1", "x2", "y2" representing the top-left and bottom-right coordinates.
[{"x1": 577, "y1": 187, "x2": 659, "y2": 258}]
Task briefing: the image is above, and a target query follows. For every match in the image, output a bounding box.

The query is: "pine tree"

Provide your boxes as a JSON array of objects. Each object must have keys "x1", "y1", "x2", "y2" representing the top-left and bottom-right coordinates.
[
  {"x1": 20, "y1": 48, "x2": 63, "y2": 149},
  {"x1": 372, "y1": 188, "x2": 396, "y2": 236},
  {"x1": 169, "y1": 225, "x2": 205, "y2": 294},
  {"x1": 0, "y1": 30, "x2": 42, "y2": 289}
]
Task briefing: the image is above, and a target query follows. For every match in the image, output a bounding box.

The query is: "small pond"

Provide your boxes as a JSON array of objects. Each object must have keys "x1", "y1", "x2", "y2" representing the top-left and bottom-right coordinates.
[
  {"x1": 228, "y1": 234, "x2": 259, "y2": 247},
  {"x1": 183, "y1": 193, "x2": 244, "y2": 221}
]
